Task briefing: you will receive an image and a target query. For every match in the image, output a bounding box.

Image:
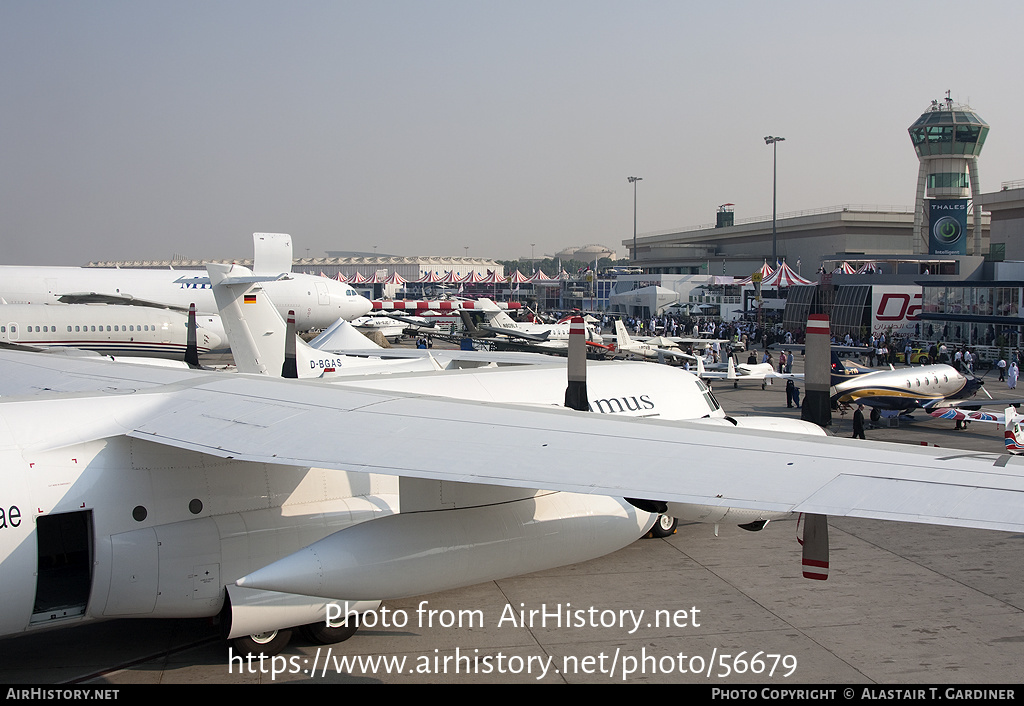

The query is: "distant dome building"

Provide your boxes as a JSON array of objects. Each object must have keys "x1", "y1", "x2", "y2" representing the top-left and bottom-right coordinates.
[{"x1": 554, "y1": 244, "x2": 618, "y2": 262}]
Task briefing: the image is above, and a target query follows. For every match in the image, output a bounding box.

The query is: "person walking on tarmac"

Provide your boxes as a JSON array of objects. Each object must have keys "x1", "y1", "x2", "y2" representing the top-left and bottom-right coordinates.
[{"x1": 853, "y1": 404, "x2": 866, "y2": 439}]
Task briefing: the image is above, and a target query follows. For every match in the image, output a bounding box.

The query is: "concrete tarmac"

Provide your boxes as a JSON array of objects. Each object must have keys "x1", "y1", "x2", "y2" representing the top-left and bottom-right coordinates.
[{"x1": 1, "y1": 352, "x2": 1022, "y2": 685}]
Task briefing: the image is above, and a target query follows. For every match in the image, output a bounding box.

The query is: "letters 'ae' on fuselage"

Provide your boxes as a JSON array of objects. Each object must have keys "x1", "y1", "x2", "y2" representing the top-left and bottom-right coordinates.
[
  {"x1": 0, "y1": 265, "x2": 372, "y2": 330},
  {"x1": 0, "y1": 303, "x2": 227, "y2": 357}
]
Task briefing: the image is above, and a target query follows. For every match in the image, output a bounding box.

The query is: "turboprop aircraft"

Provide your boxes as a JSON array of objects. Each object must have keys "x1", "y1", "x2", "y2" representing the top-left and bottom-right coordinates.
[
  {"x1": 0, "y1": 233, "x2": 372, "y2": 331},
  {"x1": 610, "y1": 319, "x2": 690, "y2": 362},
  {"x1": 0, "y1": 302, "x2": 226, "y2": 359},
  {"x1": 693, "y1": 356, "x2": 802, "y2": 389},
  {"x1": 830, "y1": 354, "x2": 985, "y2": 412}
]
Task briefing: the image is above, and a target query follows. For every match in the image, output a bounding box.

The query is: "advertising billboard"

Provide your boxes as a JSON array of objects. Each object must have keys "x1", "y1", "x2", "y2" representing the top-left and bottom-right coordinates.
[
  {"x1": 872, "y1": 286, "x2": 922, "y2": 339},
  {"x1": 928, "y1": 199, "x2": 968, "y2": 255}
]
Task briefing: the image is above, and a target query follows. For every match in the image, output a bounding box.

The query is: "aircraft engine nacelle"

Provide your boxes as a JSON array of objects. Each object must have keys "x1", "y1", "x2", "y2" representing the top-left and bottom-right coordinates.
[
  {"x1": 223, "y1": 586, "x2": 380, "y2": 640},
  {"x1": 237, "y1": 493, "x2": 656, "y2": 601}
]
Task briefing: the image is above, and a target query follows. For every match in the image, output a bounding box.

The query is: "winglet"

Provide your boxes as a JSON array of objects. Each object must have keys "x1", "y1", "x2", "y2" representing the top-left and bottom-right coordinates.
[
  {"x1": 564, "y1": 316, "x2": 588, "y2": 411},
  {"x1": 727, "y1": 357, "x2": 737, "y2": 379}
]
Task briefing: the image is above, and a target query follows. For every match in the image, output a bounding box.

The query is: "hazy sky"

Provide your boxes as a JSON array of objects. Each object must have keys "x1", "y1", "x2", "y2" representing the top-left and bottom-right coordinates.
[{"x1": 2, "y1": 1, "x2": 1022, "y2": 266}]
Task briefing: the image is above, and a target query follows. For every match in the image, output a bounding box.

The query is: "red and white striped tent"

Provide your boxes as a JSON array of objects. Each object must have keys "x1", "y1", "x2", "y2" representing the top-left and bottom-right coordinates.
[
  {"x1": 460, "y1": 270, "x2": 486, "y2": 284},
  {"x1": 736, "y1": 261, "x2": 776, "y2": 286},
  {"x1": 477, "y1": 270, "x2": 504, "y2": 297},
  {"x1": 832, "y1": 261, "x2": 857, "y2": 274},
  {"x1": 532, "y1": 268, "x2": 557, "y2": 284},
  {"x1": 334, "y1": 272, "x2": 351, "y2": 283},
  {"x1": 507, "y1": 270, "x2": 531, "y2": 284},
  {"x1": 413, "y1": 271, "x2": 443, "y2": 284},
  {"x1": 349, "y1": 271, "x2": 370, "y2": 284},
  {"x1": 382, "y1": 271, "x2": 407, "y2": 285},
  {"x1": 438, "y1": 270, "x2": 463, "y2": 284},
  {"x1": 761, "y1": 261, "x2": 815, "y2": 287}
]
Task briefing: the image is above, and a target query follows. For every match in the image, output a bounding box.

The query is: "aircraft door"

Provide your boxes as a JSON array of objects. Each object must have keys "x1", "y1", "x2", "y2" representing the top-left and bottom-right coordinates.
[
  {"x1": 6, "y1": 323, "x2": 17, "y2": 341},
  {"x1": 316, "y1": 281, "x2": 330, "y2": 306},
  {"x1": 31, "y1": 510, "x2": 93, "y2": 626}
]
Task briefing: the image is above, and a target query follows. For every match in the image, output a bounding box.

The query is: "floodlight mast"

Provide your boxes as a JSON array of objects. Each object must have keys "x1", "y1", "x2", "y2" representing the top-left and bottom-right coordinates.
[{"x1": 764, "y1": 136, "x2": 785, "y2": 263}]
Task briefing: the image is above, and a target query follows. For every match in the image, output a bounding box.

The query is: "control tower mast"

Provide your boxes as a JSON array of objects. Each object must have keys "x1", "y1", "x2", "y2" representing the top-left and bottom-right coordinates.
[{"x1": 908, "y1": 93, "x2": 989, "y2": 255}]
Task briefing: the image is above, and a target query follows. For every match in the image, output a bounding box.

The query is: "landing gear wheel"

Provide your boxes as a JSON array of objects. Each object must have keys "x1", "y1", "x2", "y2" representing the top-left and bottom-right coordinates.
[
  {"x1": 300, "y1": 618, "x2": 360, "y2": 645},
  {"x1": 233, "y1": 628, "x2": 292, "y2": 657},
  {"x1": 650, "y1": 515, "x2": 678, "y2": 538}
]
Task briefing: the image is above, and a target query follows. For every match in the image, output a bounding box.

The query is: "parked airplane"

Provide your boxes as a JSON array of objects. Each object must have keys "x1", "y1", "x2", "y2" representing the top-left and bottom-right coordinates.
[
  {"x1": 610, "y1": 319, "x2": 690, "y2": 361},
  {"x1": 1, "y1": 333, "x2": 1022, "y2": 655},
  {"x1": 0, "y1": 234, "x2": 372, "y2": 330},
  {"x1": 929, "y1": 406, "x2": 1024, "y2": 454},
  {"x1": 830, "y1": 356, "x2": 984, "y2": 412},
  {"x1": 694, "y1": 356, "x2": 802, "y2": 389},
  {"x1": 0, "y1": 303, "x2": 226, "y2": 359},
  {"x1": 350, "y1": 314, "x2": 434, "y2": 342},
  {"x1": 209, "y1": 264, "x2": 740, "y2": 419},
  {"x1": 474, "y1": 299, "x2": 604, "y2": 344}
]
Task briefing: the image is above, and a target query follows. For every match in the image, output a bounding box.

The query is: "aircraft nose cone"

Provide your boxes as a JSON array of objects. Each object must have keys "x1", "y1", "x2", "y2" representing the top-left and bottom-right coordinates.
[{"x1": 349, "y1": 292, "x2": 372, "y2": 320}]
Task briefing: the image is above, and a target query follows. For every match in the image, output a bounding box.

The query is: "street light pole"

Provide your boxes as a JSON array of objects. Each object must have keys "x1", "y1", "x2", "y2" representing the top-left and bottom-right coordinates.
[
  {"x1": 764, "y1": 136, "x2": 785, "y2": 264},
  {"x1": 628, "y1": 176, "x2": 642, "y2": 263}
]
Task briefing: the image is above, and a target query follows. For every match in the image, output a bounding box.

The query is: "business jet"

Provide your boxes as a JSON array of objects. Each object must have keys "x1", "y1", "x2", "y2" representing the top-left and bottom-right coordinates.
[
  {"x1": 350, "y1": 314, "x2": 434, "y2": 343},
  {"x1": 0, "y1": 303, "x2": 226, "y2": 359},
  {"x1": 474, "y1": 299, "x2": 604, "y2": 344},
  {"x1": 0, "y1": 233, "x2": 372, "y2": 330}
]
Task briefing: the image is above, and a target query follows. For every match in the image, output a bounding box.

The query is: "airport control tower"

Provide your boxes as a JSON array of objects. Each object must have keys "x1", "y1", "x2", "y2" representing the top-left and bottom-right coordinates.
[{"x1": 908, "y1": 93, "x2": 989, "y2": 256}]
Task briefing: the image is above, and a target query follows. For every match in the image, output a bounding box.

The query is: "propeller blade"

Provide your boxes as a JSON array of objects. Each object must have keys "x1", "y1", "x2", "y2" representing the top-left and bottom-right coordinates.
[
  {"x1": 184, "y1": 303, "x2": 200, "y2": 368},
  {"x1": 282, "y1": 310, "x2": 298, "y2": 379},
  {"x1": 799, "y1": 513, "x2": 829, "y2": 580},
  {"x1": 564, "y1": 316, "x2": 588, "y2": 412}
]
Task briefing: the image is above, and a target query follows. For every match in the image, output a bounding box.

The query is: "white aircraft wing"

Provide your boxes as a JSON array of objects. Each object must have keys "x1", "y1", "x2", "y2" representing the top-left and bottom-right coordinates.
[{"x1": 2, "y1": 349, "x2": 1024, "y2": 534}]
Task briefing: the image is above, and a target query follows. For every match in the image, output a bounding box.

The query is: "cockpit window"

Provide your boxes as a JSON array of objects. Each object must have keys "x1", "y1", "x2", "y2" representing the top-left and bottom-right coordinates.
[{"x1": 695, "y1": 378, "x2": 721, "y2": 412}]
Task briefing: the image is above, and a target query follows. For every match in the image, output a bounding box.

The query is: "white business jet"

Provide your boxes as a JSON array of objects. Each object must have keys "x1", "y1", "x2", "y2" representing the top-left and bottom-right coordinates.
[
  {"x1": 0, "y1": 233, "x2": 371, "y2": 331},
  {"x1": 0, "y1": 302, "x2": 226, "y2": 359}
]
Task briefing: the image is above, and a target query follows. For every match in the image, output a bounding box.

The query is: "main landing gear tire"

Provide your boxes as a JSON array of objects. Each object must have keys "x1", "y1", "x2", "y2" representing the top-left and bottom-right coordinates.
[
  {"x1": 649, "y1": 515, "x2": 678, "y2": 538},
  {"x1": 233, "y1": 628, "x2": 293, "y2": 657},
  {"x1": 300, "y1": 617, "x2": 360, "y2": 645}
]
